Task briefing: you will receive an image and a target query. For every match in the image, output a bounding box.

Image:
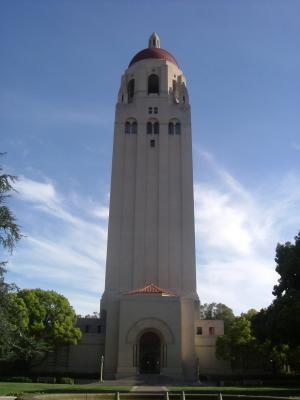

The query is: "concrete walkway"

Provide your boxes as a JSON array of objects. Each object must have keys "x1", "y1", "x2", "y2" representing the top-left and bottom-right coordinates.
[
  {"x1": 0, "y1": 397, "x2": 17, "y2": 400},
  {"x1": 131, "y1": 386, "x2": 168, "y2": 392}
]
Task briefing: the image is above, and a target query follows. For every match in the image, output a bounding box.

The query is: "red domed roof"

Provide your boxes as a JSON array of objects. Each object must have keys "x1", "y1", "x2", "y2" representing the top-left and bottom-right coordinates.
[{"x1": 129, "y1": 48, "x2": 179, "y2": 68}]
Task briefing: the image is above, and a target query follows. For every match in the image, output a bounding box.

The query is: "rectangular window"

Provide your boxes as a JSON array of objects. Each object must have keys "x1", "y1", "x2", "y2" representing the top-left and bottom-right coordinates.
[
  {"x1": 209, "y1": 327, "x2": 215, "y2": 336},
  {"x1": 148, "y1": 107, "x2": 152, "y2": 114},
  {"x1": 97, "y1": 325, "x2": 102, "y2": 333},
  {"x1": 85, "y1": 325, "x2": 90, "y2": 333},
  {"x1": 196, "y1": 326, "x2": 203, "y2": 335},
  {"x1": 150, "y1": 139, "x2": 155, "y2": 148},
  {"x1": 154, "y1": 107, "x2": 158, "y2": 114}
]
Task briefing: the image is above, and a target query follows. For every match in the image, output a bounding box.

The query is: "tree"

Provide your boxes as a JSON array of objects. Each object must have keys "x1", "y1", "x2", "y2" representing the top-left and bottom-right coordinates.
[
  {"x1": 253, "y1": 233, "x2": 300, "y2": 348},
  {"x1": 252, "y1": 232, "x2": 300, "y2": 372},
  {"x1": 5, "y1": 289, "x2": 82, "y2": 366},
  {"x1": 0, "y1": 155, "x2": 21, "y2": 267},
  {"x1": 216, "y1": 315, "x2": 256, "y2": 370},
  {"x1": 0, "y1": 155, "x2": 21, "y2": 360},
  {"x1": 200, "y1": 302, "x2": 235, "y2": 333}
]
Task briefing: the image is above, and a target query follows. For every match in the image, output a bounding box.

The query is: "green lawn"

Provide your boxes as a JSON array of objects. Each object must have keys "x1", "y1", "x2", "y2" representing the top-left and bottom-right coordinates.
[
  {"x1": 0, "y1": 383, "x2": 130, "y2": 396},
  {"x1": 1, "y1": 382, "x2": 300, "y2": 398}
]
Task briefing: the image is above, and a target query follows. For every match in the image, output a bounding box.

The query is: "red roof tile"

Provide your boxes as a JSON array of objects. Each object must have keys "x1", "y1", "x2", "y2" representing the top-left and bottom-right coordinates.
[
  {"x1": 129, "y1": 48, "x2": 179, "y2": 68},
  {"x1": 126, "y1": 283, "x2": 176, "y2": 296}
]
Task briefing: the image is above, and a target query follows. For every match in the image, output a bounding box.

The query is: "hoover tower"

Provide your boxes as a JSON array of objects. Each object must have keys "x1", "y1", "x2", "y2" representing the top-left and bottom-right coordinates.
[{"x1": 101, "y1": 33, "x2": 200, "y2": 380}]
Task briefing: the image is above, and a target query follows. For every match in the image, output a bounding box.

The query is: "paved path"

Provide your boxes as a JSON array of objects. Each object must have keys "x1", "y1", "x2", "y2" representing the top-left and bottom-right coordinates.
[
  {"x1": 131, "y1": 386, "x2": 168, "y2": 392},
  {"x1": 0, "y1": 397, "x2": 17, "y2": 400}
]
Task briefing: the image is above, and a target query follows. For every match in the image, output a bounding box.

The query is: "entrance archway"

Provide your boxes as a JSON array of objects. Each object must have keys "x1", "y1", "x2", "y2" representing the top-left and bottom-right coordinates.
[{"x1": 139, "y1": 332, "x2": 161, "y2": 374}]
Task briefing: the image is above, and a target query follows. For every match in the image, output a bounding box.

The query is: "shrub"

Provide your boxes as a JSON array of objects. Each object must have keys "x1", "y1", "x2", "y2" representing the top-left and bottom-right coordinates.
[
  {"x1": 0, "y1": 376, "x2": 32, "y2": 383},
  {"x1": 58, "y1": 377, "x2": 74, "y2": 384}
]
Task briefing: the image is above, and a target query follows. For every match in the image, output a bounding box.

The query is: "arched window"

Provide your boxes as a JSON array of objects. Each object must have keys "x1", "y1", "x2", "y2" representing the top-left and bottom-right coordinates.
[
  {"x1": 168, "y1": 122, "x2": 174, "y2": 135},
  {"x1": 132, "y1": 121, "x2": 137, "y2": 134},
  {"x1": 147, "y1": 122, "x2": 152, "y2": 134},
  {"x1": 125, "y1": 121, "x2": 131, "y2": 134},
  {"x1": 148, "y1": 74, "x2": 159, "y2": 94},
  {"x1": 175, "y1": 122, "x2": 181, "y2": 135},
  {"x1": 153, "y1": 122, "x2": 159, "y2": 135},
  {"x1": 125, "y1": 120, "x2": 137, "y2": 134},
  {"x1": 127, "y1": 79, "x2": 135, "y2": 102}
]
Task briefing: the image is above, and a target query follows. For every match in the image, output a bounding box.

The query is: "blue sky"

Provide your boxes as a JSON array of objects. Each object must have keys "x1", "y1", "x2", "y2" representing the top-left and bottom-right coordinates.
[{"x1": 1, "y1": 0, "x2": 300, "y2": 315}]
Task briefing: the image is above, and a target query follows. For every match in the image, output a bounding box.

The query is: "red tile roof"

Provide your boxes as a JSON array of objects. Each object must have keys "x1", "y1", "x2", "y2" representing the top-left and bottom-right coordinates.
[
  {"x1": 126, "y1": 283, "x2": 176, "y2": 296},
  {"x1": 129, "y1": 48, "x2": 179, "y2": 68}
]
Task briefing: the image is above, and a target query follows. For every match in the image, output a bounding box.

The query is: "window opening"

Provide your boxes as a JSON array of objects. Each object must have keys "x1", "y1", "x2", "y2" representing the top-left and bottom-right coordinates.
[
  {"x1": 154, "y1": 122, "x2": 159, "y2": 135},
  {"x1": 85, "y1": 325, "x2": 90, "y2": 333},
  {"x1": 148, "y1": 74, "x2": 159, "y2": 94},
  {"x1": 150, "y1": 139, "x2": 155, "y2": 148},
  {"x1": 175, "y1": 122, "x2": 181, "y2": 135},
  {"x1": 125, "y1": 122, "x2": 131, "y2": 134},
  {"x1": 148, "y1": 107, "x2": 153, "y2": 114},
  {"x1": 132, "y1": 121, "x2": 137, "y2": 134},
  {"x1": 97, "y1": 325, "x2": 102, "y2": 334},
  {"x1": 168, "y1": 122, "x2": 174, "y2": 135},
  {"x1": 196, "y1": 327, "x2": 203, "y2": 335},
  {"x1": 209, "y1": 327, "x2": 215, "y2": 336},
  {"x1": 147, "y1": 122, "x2": 153, "y2": 134},
  {"x1": 127, "y1": 79, "x2": 135, "y2": 102},
  {"x1": 154, "y1": 107, "x2": 158, "y2": 114}
]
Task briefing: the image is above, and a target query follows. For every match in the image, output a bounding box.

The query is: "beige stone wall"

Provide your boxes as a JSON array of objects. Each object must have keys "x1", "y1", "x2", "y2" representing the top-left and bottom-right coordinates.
[
  {"x1": 104, "y1": 57, "x2": 196, "y2": 298},
  {"x1": 195, "y1": 320, "x2": 231, "y2": 374},
  {"x1": 31, "y1": 318, "x2": 105, "y2": 376}
]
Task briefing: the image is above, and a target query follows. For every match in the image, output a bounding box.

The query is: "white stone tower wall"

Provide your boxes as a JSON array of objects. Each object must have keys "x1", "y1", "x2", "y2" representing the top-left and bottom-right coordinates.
[{"x1": 104, "y1": 59, "x2": 197, "y2": 298}]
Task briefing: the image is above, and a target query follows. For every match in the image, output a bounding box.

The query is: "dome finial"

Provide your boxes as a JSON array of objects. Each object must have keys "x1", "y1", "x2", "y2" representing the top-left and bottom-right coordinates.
[{"x1": 148, "y1": 32, "x2": 160, "y2": 49}]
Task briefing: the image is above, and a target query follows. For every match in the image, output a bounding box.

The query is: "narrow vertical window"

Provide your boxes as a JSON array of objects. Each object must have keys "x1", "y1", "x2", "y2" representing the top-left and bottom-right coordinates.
[
  {"x1": 154, "y1": 122, "x2": 159, "y2": 135},
  {"x1": 168, "y1": 122, "x2": 174, "y2": 135},
  {"x1": 147, "y1": 122, "x2": 152, "y2": 134},
  {"x1": 150, "y1": 139, "x2": 155, "y2": 148},
  {"x1": 196, "y1": 327, "x2": 203, "y2": 335},
  {"x1": 148, "y1": 74, "x2": 159, "y2": 94},
  {"x1": 132, "y1": 121, "x2": 137, "y2": 134},
  {"x1": 154, "y1": 107, "x2": 158, "y2": 114},
  {"x1": 209, "y1": 327, "x2": 215, "y2": 336},
  {"x1": 175, "y1": 122, "x2": 181, "y2": 135},
  {"x1": 127, "y1": 79, "x2": 135, "y2": 102},
  {"x1": 148, "y1": 107, "x2": 152, "y2": 114},
  {"x1": 125, "y1": 121, "x2": 131, "y2": 134}
]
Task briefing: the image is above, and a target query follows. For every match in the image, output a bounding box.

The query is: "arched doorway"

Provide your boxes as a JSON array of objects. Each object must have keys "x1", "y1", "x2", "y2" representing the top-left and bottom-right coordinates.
[{"x1": 139, "y1": 332, "x2": 161, "y2": 374}]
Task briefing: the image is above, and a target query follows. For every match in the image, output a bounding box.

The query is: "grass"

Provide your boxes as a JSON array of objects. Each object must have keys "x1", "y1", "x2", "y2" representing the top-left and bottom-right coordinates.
[
  {"x1": 0, "y1": 383, "x2": 300, "y2": 398},
  {"x1": 0, "y1": 382, "x2": 130, "y2": 396}
]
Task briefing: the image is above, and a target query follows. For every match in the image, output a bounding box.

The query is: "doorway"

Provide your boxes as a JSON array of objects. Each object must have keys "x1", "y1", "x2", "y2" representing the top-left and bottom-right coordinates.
[{"x1": 139, "y1": 332, "x2": 161, "y2": 374}]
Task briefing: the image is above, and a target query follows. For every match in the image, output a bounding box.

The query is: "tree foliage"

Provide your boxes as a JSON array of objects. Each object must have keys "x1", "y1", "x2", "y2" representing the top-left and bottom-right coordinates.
[
  {"x1": 0, "y1": 156, "x2": 21, "y2": 267},
  {"x1": 0, "y1": 155, "x2": 21, "y2": 360},
  {"x1": 252, "y1": 233, "x2": 300, "y2": 350},
  {"x1": 200, "y1": 302, "x2": 235, "y2": 333},
  {"x1": 3, "y1": 289, "x2": 82, "y2": 365}
]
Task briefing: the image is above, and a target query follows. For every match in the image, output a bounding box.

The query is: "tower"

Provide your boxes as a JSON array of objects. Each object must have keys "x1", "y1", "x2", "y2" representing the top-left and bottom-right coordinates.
[{"x1": 101, "y1": 33, "x2": 200, "y2": 380}]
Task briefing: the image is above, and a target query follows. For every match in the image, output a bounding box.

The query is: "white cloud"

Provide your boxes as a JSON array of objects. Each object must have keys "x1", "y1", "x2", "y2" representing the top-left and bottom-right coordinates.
[
  {"x1": 194, "y1": 150, "x2": 300, "y2": 314},
  {"x1": 9, "y1": 176, "x2": 109, "y2": 315},
  {"x1": 17, "y1": 177, "x2": 58, "y2": 204}
]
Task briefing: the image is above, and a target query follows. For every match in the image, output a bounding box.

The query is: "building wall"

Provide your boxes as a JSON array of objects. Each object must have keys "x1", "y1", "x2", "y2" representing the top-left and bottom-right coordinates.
[{"x1": 195, "y1": 319, "x2": 231, "y2": 374}]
